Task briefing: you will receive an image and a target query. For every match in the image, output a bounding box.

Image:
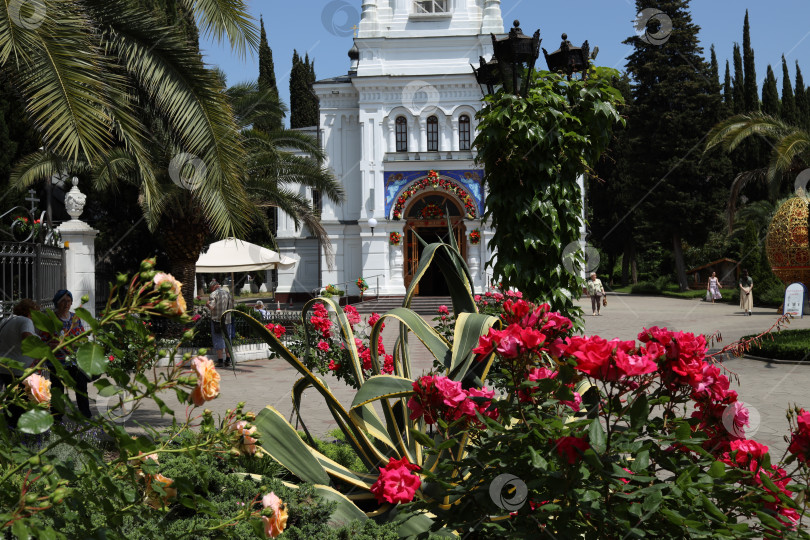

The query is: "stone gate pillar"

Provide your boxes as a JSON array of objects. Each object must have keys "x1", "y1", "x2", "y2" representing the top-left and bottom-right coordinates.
[{"x1": 57, "y1": 178, "x2": 99, "y2": 316}]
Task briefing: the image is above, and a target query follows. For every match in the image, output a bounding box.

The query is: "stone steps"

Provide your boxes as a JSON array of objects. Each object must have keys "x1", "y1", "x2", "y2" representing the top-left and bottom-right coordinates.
[{"x1": 351, "y1": 296, "x2": 452, "y2": 315}]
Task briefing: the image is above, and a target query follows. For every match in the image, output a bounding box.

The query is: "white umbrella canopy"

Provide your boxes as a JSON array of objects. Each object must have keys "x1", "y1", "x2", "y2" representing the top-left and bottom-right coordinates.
[{"x1": 195, "y1": 237, "x2": 297, "y2": 273}]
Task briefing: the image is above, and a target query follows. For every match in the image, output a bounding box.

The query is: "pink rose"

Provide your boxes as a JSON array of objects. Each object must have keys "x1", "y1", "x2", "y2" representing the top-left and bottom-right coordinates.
[
  {"x1": 23, "y1": 373, "x2": 51, "y2": 405},
  {"x1": 370, "y1": 457, "x2": 421, "y2": 504},
  {"x1": 344, "y1": 305, "x2": 361, "y2": 326},
  {"x1": 437, "y1": 305, "x2": 449, "y2": 315},
  {"x1": 316, "y1": 340, "x2": 330, "y2": 352}
]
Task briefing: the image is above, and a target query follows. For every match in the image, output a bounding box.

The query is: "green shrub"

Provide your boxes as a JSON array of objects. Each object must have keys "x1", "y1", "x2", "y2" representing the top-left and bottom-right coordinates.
[
  {"x1": 744, "y1": 329, "x2": 810, "y2": 360},
  {"x1": 32, "y1": 429, "x2": 393, "y2": 539},
  {"x1": 630, "y1": 281, "x2": 661, "y2": 295}
]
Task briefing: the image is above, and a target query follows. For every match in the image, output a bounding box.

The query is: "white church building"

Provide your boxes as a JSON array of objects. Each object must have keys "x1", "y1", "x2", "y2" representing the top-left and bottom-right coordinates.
[{"x1": 276, "y1": 0, "x2": 506, "y2": 300}]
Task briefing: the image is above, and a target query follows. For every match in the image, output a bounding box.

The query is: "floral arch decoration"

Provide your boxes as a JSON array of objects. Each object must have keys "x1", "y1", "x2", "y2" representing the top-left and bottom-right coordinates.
[{"x1": 392, "y1": 170, "x2": 477, "y2": 220}]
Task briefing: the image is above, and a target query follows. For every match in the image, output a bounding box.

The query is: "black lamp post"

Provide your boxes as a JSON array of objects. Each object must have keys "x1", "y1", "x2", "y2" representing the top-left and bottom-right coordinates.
[
  {"x1": 474, "y1": 24, "x2": 598, "y2": 95},
  {"x1": 543, "y1": 33, "x2": 597, "y2": 80},
  {"x1": 473, "y1": 20, "x2": 540, "y2": 96}
]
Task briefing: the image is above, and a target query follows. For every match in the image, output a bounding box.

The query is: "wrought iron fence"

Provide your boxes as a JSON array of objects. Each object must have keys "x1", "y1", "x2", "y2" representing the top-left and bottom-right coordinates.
[
  {"x1": 0, "y1": 241, "x2": 66, "y2": 314},
  {"x1": 150, "y1": 308, "x2": 301, "y2": 349}
]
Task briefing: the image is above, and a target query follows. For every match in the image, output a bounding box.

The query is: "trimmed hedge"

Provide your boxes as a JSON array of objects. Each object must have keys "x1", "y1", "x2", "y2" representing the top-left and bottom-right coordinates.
[{"x1": 743, "y1": 329, "x2": 810, "y2": 361}]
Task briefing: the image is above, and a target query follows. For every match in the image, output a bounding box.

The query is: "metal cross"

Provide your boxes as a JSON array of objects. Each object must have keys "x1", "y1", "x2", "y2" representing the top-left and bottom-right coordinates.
[{"x1": 25, "y1": 189, "x2": 38, "y2": 213}]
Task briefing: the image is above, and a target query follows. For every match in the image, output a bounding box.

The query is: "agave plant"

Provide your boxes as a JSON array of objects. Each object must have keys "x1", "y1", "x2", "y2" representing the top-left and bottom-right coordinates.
[{"x1": 227, "y1": 230, "x2": 501, "y2": 535}]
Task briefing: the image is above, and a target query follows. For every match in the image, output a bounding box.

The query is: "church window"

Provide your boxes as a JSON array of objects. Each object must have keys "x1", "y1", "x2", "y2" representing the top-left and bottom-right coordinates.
[
  {"x1": 459, "y1": 115, "x2": 471, "y2": 150},
  {"x1": 427, "y1": 116, "x2": 439, "y2": 152},
  {"x1": 414, "y1": 0, "x2": 448, "y2": 14},
  {"x1": 395, "y1": 116, "x2": 408, "y2": 152}
]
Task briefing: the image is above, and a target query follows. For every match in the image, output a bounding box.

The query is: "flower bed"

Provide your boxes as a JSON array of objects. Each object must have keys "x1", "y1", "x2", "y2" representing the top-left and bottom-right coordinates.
[{"x1": 743, "y1": 329, "x2": 810, "y2": 361}]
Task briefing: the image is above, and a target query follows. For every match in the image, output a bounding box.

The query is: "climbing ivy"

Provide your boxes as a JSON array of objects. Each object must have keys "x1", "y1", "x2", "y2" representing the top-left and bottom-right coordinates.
[{"x1": 474, "y1": 67, "x2": 624, "y2": 320}]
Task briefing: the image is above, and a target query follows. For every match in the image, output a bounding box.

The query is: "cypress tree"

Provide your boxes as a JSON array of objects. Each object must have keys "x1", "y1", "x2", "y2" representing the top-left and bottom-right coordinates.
[
  {"x1": 709, "y1": 45, "x2": 720, "y2": 93},
  {"x1": 289, "y1": 50, "x2": 305, "y2": 129},
  {"x1": 732, "y1": 43, "x2": 744, "y2": 114},
  {"x1": 795, "y1": 63, "x2": 809, "y2": 130},
  {"x1": 623, "y1": 0, "x2": 724, "y2": 291},
  {"x1": 305, "y1": 54, "x2": 319, "y2": 127},
  {"x1": 780, "y1": 55, "x2": 797, "y2": 125},
  {"x1": 723, "y1": 60, "x2": 733, "y2": 110},
  {"x1": 742, "y1": 10, "x2": 758, "y2": 112},
  {"x1": 256, "y1": 17, "x2": 281, "y2": 132},
  {"x1": 761, "y1": 65, "x2": 779, "y2": 117}
]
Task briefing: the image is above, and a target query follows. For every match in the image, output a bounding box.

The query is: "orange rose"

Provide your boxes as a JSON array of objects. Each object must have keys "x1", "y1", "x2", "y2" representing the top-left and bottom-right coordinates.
[
  {"x1": 23, "y1": 374, "x2": 51, "y2": 405},
  {"x1": 153, "y1": 272, "x2": 187, "y2": 316},
  {"x1": 190, "y1": 356, "x2": 220, "y2": 406},
  {"x1": 233, "y1": 420, "x2": 257, "y2": 455},
  {"x1": 145, "y1": 473, "x2": 177, "y2": 509},
  {"x1": 261, "y1": 492, "x2": 288, "y2": 538}
]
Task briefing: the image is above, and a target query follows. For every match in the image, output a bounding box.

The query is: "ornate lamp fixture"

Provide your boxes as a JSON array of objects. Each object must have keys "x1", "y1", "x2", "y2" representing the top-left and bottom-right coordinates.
[
  {"x1": 543, "y1": 33, "x2": 598, "y2": 79},
  {"x1": 473, "y1": 20, "x2": 540, "y2": 96}
]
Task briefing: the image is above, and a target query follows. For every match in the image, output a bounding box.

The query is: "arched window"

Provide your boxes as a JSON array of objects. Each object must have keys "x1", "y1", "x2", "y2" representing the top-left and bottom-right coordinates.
[
  {"x1": 459, "y1": 115, "x2": 471, "y2": 150},
  {"x1": 427, "y1": 116, "x2": 439, "y2": 152},
  {"x1": 395, "y1": 116, "x2": 408, "y2": 152}
]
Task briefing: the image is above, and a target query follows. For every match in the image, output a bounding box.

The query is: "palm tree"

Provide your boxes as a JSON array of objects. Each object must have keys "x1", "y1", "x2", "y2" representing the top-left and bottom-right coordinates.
[
  {"x1": 706, "y1": 112, "x2": 810, "y2": 232},
  {"x1": 227, "y1": 81, "x2": 344, "y2": 257},
  {"x1": 3, "y1": 0, "x2": 259, "y2": 303}
]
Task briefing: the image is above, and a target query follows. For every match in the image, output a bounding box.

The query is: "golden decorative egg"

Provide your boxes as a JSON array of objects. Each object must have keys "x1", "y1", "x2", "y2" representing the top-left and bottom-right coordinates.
[{"x1": 766, "y1": 196, "x2": 810, "y2": 285}]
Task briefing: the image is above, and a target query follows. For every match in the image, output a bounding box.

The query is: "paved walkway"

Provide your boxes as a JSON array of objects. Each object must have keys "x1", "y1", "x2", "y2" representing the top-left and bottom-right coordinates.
[{"x1": 105, "y1": 295, "x2": 809, "y2": 458}]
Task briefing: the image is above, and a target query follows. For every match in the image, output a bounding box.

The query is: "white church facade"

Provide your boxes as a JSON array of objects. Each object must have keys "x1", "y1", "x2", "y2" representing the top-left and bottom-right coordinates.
[{"x1": 276, "y1": 0, "x2": 505, "y2": 300}]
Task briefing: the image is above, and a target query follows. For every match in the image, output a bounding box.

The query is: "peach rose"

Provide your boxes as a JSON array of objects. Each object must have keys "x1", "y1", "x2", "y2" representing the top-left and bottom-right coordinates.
[
  {"x1": 233, "y1": 420, "x2": 257, "y2": 455},
  {"x1": 145, "y1": 473, "x2": 177, "y2": 509},
  {"x1": 190, "y1": 356, "x2": 220, "y2": 406},
  {"x1": 261, "y1": 492, "x2": 288, "y2": 538},
  {"x1": 23, "y1": 374, "x2": 51, "y2": 405},
  {"x1": 153, "y1": 272, "x2": 187, "y2": 316}
]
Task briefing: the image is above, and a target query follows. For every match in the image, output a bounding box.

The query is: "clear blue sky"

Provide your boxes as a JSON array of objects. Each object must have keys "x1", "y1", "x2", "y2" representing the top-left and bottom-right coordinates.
[{"x1": 201, "y1": 1, "x2": 810, "y2": 125}]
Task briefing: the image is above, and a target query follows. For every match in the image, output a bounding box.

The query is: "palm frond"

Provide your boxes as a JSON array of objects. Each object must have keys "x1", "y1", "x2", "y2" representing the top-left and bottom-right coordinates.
[
  {"x1": 226, "y1": 82, "x2": 286, "y2": 130},
  {"x1": 771, "y1": 131, "x2": 810, "y2": 174},
  {"x1": 182, "y1": 0, "x2": 258, "y2": 59},
  {"x1": 89, "y1": 1, "x2": 252, "y2": 236},
  {"x1": 10, "y1": 151, "x2": 86, "y2": 189},
  {"x1": 705, "y1": 113, "x2": 794, "y2": 153},
  {"x1": 1, "y1": 3, "x2": 117, "y2": 163}
]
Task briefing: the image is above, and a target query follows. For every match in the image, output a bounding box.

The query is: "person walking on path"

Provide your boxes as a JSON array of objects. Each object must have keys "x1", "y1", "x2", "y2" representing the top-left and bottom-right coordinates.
[
  {"x1": 207, "y1": 279, "x2": 234, "y2": 367},
  {"x1": 707, "y1": 271, "x2": 723, "y2": 303},
  {"x1": 586, "y1": 272, "x2": 605, "y2": 316},
  {"x1": 739, "y1": 269, "x2": 754, "y2": 316},
  {"x1": 0, "y1": 299, "x2": 41, "y2": 427},
  {"x1": 42, "y1": 290, "x2": 92, "y2": 419}
]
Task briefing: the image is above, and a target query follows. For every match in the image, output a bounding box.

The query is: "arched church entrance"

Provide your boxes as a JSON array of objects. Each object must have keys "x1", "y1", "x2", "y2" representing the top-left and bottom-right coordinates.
[{"x1": 403, "y1": 192, "x2": 466, "y2": 296}]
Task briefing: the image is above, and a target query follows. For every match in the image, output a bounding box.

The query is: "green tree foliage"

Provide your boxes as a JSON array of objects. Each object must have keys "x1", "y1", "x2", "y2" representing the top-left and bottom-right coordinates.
[
  {"x1": 795, "y1": 63, "x2": 810, "y2": 131},
  {"x1": 623, "y1": 0, "x2": 726, "y2": 291},
  {"x1": 0, "y1": 77, "x2": 39, "y2": 192},
  {"x1": 742, "y1": 10, "x2": 758, "y2": 112},
  {"x1": 590, "y1": 74, "x2": 639, "y2": 286},
  {"x1": 762, "y1": 65, "x2": 780, "y2": 117},
  {"x1": 732, "y1": 43, "x2": 745, "y2": 114},
  {"x1": 740, "y1": 220, "x2": 763, "y2": 282},
  {"x1": 781, "y1": 55, "x2": 798, "y2": 126},
  {"x1": 255, "y1": 16, "x2": 282, "y2": 133},
  {"x1": 475, "y1": 67, "x2": 623, "y2": 318},
  {"x1": 289, "y1": 51, "x2": 319, "y2": 129},
  {"x1": 723, "y1": 60, "x2": 733, "y2": 112}
]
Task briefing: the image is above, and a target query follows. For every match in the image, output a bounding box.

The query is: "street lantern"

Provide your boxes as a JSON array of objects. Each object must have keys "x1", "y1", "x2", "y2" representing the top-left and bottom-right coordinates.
[
  {"x1": 489, "y1": 20, "x2": 541, "y2": 96},
  {"x1": 367, "y1": 217, "x2": 377, "y2": 235},
  {"x1": 472, "y1": 55, "x2": 501, "y2": 96},
  {"x1": 543, "y1": 33, "x2": 597, "y2": 79}
]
